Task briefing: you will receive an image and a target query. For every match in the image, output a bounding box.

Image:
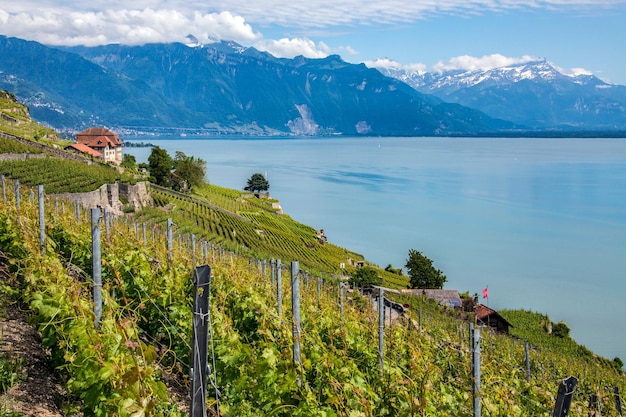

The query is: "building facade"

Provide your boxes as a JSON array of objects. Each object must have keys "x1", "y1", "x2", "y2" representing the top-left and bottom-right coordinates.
[{"x1": 75, "y1": 127, "x2": 122, "y2": 165}]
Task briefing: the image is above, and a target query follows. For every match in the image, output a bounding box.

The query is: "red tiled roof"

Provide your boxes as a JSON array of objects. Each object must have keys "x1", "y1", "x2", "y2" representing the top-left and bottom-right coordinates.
[
  {"x1": 76, "y1": 127, "x2": 122, "y2": 146},
  {"x1": 475, "y1": 304, "x2": 513, "y2": 328},
  {"x1": 475, "y1": 304, "x2": 497, "y2": 321},
  {"x1": 65, "y1": 143, "x2": 103, "y2": 158},
  {"x1": 81, "y1": 135, "x2": 118, "y2": 149}
]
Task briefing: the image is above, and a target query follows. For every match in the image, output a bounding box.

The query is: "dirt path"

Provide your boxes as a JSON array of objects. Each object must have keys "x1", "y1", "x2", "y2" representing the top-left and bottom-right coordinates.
[{"x1": 0, "y1": 300, "x2": 69, "y2": 417}]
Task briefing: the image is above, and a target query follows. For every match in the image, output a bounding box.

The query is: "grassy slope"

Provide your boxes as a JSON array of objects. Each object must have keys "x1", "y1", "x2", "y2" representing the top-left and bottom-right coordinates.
[{"x1": 0, "y1": 90, "x2": 60, "y2": 145}]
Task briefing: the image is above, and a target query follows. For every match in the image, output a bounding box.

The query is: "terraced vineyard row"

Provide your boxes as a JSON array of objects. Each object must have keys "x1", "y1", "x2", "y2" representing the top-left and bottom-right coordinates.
[
  {"x1": 147, "y1": 185, "x2": 365, "y2": 275},
  {"x1": 0, "y1": 135, "x2": 43, "y2": 153},
  {"x1": 0, "y1": 158, "x2": 136, "y2": 193},
  {"x1": 0, "y1": 181, "x2": 623, "y2": 417}
]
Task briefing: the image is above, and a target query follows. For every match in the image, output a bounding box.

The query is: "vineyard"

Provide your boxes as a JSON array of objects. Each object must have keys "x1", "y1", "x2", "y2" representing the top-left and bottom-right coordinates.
[
  {"x1": 0, "y1": 174, "x2": 624, "y2": 416},
  {"x1": 143, "y1": 183, "x2": 377, "y2": 278},
  {"x1": 0, "y1": 158, "x2": 136, "y2": 194},
  {"x1": 0, "y1": 91, "x2": 58, "y2": 144}
]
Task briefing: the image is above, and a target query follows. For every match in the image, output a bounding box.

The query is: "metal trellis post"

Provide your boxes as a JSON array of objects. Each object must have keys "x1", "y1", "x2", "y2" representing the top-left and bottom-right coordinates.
[
  {"x1": 378, "y1": 287, "x2": 384, "y2": 375},
  {"x1": 38, "y1": 185, "x2": 45, "y2": 253},
  {"x1": 190, "y1": 265, "x2": 213, "y2": 417},
  {"x1": 90, "y1": 208, "x2": 102, "y2": 329},
  {"x1": 472, "y1": 324, "x2": 481, "y2": 417},
  {"x1": 14, "y1": 180, "x2": 20, "y2": 209},
  {"x1": 525, "y1": 342, "x2": 531, "y2": 382},
  {"x1": 277, "y1": 259, "x2": 283, "y2": 317},
  {"x1": 291, "y1": 261, "x2": 302, "y2": 386},
  {"x1": 167, "y1": 218, "x2": 173, "y2": 261}
]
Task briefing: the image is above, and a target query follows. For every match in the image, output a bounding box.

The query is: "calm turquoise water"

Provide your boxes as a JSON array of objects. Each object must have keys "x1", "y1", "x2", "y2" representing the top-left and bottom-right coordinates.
[{"x1": 125, "y1": 136, "x2": 626, "y2": 362}]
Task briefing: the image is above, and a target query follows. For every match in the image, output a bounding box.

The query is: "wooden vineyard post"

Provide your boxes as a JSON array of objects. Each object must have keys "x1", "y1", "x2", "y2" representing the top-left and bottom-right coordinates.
[
  {"x1": 588, "y1": 393, "x2": 598, "y2": 416},
  {"x1": 1, "y1": 175, "x2": 5, "y2": 202},
  {"x1": 90, "y1": 208, "x2": 102, "y2": 329},
  {"x1": 615, "y1": 386, "x2": 623, "y2": 416},
  {"x1": 190, "y1": 265, "x2": 213, "y2": 417},
  {"x1": 291, "y1": 261, "x2": 302, "y2": 386},
  {"x1": 552, "y1": 376, "x2": 578, "y2": 417}
]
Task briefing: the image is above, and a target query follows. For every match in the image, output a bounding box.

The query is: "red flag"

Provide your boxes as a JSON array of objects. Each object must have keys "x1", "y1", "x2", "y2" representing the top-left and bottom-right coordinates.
[{"x1": 482, "y1": 287, "x2": 489, "y2": 299}]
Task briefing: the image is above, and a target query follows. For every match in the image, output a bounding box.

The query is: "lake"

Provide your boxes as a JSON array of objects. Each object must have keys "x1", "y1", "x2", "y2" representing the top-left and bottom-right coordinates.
[{"x1": 124, "y1": 136, "x2": 626, "y2": 363}]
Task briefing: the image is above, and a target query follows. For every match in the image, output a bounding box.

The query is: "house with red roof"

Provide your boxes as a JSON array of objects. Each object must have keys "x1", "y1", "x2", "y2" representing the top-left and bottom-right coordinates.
[
  {"x1": 74, "y1": 127, "x2": 123, "y2": 164},
  {"x1": 475, "y1": 304, "x2": 512, "y2": 334}
]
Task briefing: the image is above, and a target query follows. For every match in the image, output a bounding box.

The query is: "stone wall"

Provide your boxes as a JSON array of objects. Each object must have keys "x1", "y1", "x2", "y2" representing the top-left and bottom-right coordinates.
[
  {"x1": 52, "y1": 182, "x2": 152, "y2": 215},
  {"x1": 0, "y1": 153, "x2": 47, "y2": 162},
  {"x1": 0, "y1": 131, "x2": 95, "y2": 164}
]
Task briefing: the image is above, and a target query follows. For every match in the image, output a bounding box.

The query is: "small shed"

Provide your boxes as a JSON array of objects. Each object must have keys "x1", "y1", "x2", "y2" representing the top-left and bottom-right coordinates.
[{"x1": 475, "y1": 304, "x2": 512, "y2": 334}]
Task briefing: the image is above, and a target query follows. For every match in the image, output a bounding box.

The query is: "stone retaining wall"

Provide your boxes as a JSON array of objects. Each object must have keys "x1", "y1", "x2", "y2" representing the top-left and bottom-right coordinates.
[{"x1": 52, "y1": 182, "x2": 152, "y2": 215}]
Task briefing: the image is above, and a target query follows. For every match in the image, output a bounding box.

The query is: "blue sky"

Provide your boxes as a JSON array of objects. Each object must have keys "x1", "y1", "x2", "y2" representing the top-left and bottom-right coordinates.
[{"x1": 1, "y1": 1, "x2": 626, "y2": 84}]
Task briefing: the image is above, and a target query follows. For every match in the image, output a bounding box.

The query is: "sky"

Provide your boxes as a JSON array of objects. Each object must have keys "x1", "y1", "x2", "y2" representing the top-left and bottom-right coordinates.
[{"x1": 1, "y1": 1, "x2": 626, "y2": 84}]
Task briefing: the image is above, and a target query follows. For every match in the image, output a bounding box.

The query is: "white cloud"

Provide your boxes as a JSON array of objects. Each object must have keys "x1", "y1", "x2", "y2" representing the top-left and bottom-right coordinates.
[
  {"x1": 0, "y1": 8, "x2": 261, "y2": 46},
  {"x1": 3, "y1": 1, "x2": 625, "y2": 46},
  {"x1": 365, "y1": 58, "x2": 427, "y2": 73},
  {"x1": 254, "y1": 37, "x2": 331, "y2": 59},
  {"x1": 432, "y1": 54, "x2": 539, "y2": 72},
  {"x1": 557, "y1": 66, "x2": 594, "y2": 77}
]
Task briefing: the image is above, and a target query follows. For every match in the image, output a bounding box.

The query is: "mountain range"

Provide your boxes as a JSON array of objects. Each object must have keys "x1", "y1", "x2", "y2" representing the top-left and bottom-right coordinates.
[
  {"x1": 0, "y1": 34, "x2": 624, "y2": 136},
  {"x1": 378, "y1": 59, "x2": 626, "y2": 131},
  {"x1": 0, "y1": 35, "x2": 512, "y2": 136}
]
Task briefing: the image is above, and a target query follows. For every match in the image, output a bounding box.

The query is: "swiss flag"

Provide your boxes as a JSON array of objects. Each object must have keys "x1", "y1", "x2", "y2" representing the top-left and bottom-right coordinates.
[{"x1": 482, "y1": 287, "x2": 489, "y2": 299}]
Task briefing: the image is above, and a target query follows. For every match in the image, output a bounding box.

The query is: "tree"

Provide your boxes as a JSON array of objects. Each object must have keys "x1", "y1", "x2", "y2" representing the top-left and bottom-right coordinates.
[
  {"x1": 348, "y1": 266, "x2": 382, "y2": 289},
  {"x1": 244, "y1": 173, "x2": 270, "y2": 193},
  {"x1": 120, "y1": 153, "x2": 137, "y2": 169},
  {"x1": 173, "y1": 151, "x2": 207, "y2": 191},
  {"x1": 147, "y1": 146, "x2": 172, "y2": 186},
  {"x1": 405, "y1": 249, "x2": 447, "y2": 289}
]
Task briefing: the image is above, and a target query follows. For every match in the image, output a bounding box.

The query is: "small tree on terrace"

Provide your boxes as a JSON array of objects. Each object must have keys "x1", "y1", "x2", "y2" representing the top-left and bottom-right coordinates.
[
  {"x1": 349, "y1": 266, "x2": 382, "y2": 289},
  {"x1": 173, "y1": 151, "x2": 207, "y2": 191},
  {"x1": 405, "y1": 249, "x2": 447, "y2": 289},
  {"x1": 147, "y1": 146, "x2": 173, "y2": 187},
  {"x1": 121, "y1": 154, "x2": 137, "y2": 169},
  {"x1": 244, "y1": 173, "x2": 270, "y2": 193}
]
